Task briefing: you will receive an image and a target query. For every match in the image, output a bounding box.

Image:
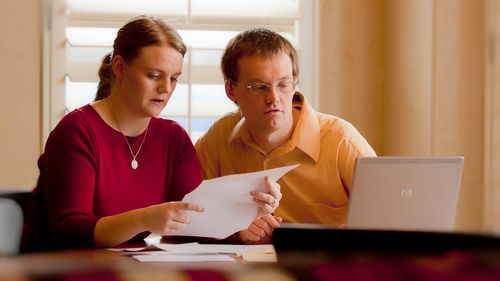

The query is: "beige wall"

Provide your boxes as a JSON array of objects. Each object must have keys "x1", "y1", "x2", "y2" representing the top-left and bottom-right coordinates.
[
  {"x1": 384, "y1": 0, "x2": 434, "y2": 155},
  {"x1": 485, "y1": 0, "x2": 500, "y2": 233},
  {"x1": 0, "y1": 0, "x2": 42, "y2": 189},
  {"x1": 433, "y1": 0, "x2": 485, "y2": 232},
  {"x1": 319, "y1": 0, "x2": 384, "y2": 153},
  {"x1": 320, "y1": 0, "x2": 486, "y2": 232}
]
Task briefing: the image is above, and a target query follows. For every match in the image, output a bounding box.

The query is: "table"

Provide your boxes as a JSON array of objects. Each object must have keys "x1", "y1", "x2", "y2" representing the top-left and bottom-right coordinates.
[{"x1": 2, "y1": 246, "x2": 500, "y2": 281}]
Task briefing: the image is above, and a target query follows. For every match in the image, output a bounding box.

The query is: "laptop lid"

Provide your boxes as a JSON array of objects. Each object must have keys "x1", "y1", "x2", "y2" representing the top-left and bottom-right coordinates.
[{"x1": 346, "y1": 156, "x2": 464, "y2": 232}]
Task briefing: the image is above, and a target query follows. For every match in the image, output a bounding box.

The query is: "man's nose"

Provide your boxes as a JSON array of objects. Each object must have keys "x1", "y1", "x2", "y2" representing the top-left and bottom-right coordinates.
[{"x1": 265, "y1": 85, "x2": 280, "y2": 103}]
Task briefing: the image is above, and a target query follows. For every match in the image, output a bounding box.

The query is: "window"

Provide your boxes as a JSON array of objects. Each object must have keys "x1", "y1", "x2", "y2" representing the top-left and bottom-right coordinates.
[{"x1": 44, "y1": 0, "x2": 316, "y2": 142}]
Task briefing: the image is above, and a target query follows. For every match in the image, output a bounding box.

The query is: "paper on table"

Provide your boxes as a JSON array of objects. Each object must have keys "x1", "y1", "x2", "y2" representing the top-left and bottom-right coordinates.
[
  {"x1": 171, "y1": 164, "x2": 299, "y2": 239},
  {"x1": 105, "y1": 234, "x2": 164, "y2": 252},
  {"x1": 133, "y1": 254, "x2": 236, "y2": 262},
  {"x1": 131, "y1": 244, "x2": 275, "y2": 262},
  {"x1": 153, "y1": 243, "x2": 275, "y2": 255}
]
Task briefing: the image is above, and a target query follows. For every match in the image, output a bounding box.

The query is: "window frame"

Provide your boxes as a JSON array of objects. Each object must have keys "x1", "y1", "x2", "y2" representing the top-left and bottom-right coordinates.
[{"x1": 42, "y1": 0, "x2": 319, "y2": 143}]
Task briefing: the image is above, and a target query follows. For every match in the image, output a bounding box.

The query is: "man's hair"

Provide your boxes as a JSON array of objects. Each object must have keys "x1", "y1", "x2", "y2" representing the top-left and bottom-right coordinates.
[{"x1": 221, "y1": 28, "x2": 299, "y2": 83}]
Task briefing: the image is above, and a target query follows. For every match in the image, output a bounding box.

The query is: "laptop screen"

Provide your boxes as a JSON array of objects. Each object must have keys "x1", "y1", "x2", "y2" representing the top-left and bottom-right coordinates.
[{"x1": 346, "y1": 156, "x2": 464, "y2": 232}]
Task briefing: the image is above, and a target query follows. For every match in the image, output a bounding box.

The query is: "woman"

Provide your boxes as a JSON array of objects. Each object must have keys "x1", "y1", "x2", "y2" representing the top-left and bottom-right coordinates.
[{"x1": 25, "y1": 16, "x2": 280, "y2": 250}]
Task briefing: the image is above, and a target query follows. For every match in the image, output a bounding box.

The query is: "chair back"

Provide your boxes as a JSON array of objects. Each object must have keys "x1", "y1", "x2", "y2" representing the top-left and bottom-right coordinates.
[{"x1": 0, "y1": 198, "x2": 23, "y2": 255}]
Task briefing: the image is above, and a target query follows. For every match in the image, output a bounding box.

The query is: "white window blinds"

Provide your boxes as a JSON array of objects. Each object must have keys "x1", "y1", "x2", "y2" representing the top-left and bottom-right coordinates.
[{"x1": 46, "y1": 0, "x2": 315, "y2": 142}]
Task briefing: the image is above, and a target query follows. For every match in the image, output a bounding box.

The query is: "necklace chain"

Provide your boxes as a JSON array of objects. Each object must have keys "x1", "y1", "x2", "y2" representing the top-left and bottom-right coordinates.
[{"x1": 107, "y1": 98, "x2": 148, "y2": 169}]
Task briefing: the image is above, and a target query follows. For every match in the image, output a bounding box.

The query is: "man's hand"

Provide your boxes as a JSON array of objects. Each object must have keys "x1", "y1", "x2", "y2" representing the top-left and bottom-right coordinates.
[
  {"x1": 250, "y1": 176, "x2": 282, "y2": 214},
  {"x1": 238, "y1": 214, "x2": 283, "y2": 243}
]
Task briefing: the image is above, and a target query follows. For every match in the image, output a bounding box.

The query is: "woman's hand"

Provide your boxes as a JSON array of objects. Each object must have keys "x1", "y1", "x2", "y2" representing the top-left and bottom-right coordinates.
[
  {"x1": 94, "y1": 201, "x2": 204, "y2": 247},
  {"x1": 140, "y1": 201, "x2": 204, "y2": 235},
  {"x1": 238, "y1": 214, "x2": 282, "y2": 243},
  {"x1": 250, "y1": 176, "x2": 282, "y2": 214}
]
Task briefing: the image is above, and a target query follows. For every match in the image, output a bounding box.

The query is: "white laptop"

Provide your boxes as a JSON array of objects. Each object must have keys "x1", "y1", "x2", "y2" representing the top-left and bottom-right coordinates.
[{"x1": 346, "y1": 156, "x2": 464, "y2": 232}]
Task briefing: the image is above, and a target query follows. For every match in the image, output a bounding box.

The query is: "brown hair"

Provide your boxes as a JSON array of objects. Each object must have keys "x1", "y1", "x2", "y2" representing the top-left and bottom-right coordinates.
[
  {"x1": 220, "y1": 28, "x2": 299, "y2": 83},
  {"x1": 95, "y1": 15, "x2": 187, "y2": 101}
]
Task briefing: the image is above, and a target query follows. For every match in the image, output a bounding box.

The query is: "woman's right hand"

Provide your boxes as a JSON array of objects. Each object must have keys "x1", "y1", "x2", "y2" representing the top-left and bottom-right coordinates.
[{"x1": 140, "y1": 202, "x2": 204, "y2": 235}]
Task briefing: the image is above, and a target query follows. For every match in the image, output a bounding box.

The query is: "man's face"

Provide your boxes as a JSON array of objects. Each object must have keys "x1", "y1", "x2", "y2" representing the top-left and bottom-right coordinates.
[{"x1": 227, "y1": 51, "x2": 295, "y2": 139}]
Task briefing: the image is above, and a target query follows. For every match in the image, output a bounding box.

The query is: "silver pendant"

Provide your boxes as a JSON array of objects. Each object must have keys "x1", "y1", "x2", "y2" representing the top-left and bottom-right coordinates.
[{"x1": 131, "y1": 159, "x2": 138, "y2": 169}]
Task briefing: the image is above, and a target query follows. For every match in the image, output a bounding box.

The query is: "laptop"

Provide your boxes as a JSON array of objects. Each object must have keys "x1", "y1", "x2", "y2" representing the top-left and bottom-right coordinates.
[{"x1": 346, "y1": 156, "x2": 464, "y2": 232}]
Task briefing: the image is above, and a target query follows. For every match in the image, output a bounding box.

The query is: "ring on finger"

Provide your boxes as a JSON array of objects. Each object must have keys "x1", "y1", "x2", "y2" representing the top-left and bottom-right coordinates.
[{"x1": 271, "y1": 198, "x2": 278, "y2": 207}]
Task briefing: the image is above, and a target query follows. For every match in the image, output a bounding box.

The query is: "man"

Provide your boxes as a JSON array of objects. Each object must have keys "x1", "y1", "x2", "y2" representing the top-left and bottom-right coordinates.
[{"x1": 196, "y1": 29, "x2": 376, "y2": 243}]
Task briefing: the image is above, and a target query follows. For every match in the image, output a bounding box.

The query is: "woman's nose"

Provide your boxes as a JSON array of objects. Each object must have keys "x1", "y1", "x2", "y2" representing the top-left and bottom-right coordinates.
[{"x1": 158, "y1": 79, "x2": 172, "y2": 94}]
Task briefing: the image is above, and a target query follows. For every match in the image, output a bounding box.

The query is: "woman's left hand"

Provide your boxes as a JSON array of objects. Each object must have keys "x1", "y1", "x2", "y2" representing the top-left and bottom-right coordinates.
[{"x1": 250, "y1": 176, "x2": 281, "y2": 214}]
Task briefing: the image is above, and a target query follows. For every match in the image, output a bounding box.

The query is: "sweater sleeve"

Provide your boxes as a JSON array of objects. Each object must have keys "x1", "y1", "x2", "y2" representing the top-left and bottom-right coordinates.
[
  {"x1": 41, "y1": 112, "x2": 100, "y2": 248},
  {"x1": 166, "y1": 122, "x2": 203, "y2": 201}
]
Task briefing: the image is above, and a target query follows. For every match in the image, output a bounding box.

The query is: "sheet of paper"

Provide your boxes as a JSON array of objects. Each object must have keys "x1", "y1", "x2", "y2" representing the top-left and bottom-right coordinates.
[
  {"x1": 131, "y1": 243, "x2": 275, "y2": 262},
  {"x1": 106, "y1": 242, "x2": 199, "y2": 253},
  {"x1": 171, "y1": 164, "x2": 299, "y2": 239},
  {"x1": 153, "y1": 243, "x2": 275, "y2": 255},
  {"x1": 133, "y1": 253, "x2": 236, "y2": 262},
  {"x1": 240, "y1": 252, "x2": 277, "y2": 262}
]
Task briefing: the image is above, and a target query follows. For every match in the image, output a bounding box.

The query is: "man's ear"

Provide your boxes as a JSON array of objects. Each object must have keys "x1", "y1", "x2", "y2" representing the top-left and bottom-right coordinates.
[
  {"x1": 111, "y1": 55, "x2": 126, "y2": 79},
  {"x1": 225, "y1": 80, "x2": 238, "y2": 105}
]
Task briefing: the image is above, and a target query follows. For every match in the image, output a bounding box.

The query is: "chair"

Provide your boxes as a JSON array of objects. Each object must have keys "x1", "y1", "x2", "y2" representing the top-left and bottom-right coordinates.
[{"x1": 0, "y1": 190, "x2": 29, "y2": 255}]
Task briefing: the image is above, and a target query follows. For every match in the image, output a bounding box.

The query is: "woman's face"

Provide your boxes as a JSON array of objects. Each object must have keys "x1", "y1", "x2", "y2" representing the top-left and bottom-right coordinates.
[{"x1": 117, "y1": 44, "x2": 184, "y2": 118}]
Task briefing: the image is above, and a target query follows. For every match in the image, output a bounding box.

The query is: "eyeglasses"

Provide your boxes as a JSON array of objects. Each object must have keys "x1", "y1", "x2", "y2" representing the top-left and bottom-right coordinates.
[{"x1": 230, "y1": 80, "x2": 297, "y2": 95}]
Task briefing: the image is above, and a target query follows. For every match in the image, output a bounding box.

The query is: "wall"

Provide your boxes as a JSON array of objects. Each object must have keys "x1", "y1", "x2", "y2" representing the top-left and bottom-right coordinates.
[
  {"x1": 319, "y1": 0, "x2": 384, "y2": 153},
  {"x1": 0, "y1": 0, "x2": 42, "y2": 189},
  {"x1": 485, "y1": 0, "x2": 500, "y2": 233},
  {"x1": 433, "y1": 0, "x2": 485, "y2": 232},
  {"x1": 319, "y1": 0, "x2": 485, "y2": 231}
]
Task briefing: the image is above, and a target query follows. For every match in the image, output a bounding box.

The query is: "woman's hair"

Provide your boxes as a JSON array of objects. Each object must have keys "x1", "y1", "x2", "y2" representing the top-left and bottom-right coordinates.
[
  {"x1": 220, "y1": 28, "x2": 299, "y2": 83},
  {"x1": 95, "y1": 15, "x2": 187, "y2": 101}
]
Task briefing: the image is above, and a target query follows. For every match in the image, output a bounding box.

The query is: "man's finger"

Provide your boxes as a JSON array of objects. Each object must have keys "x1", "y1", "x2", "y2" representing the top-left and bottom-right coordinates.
[
  {"x1": 261, "y1": 214, "x2": 281, "y2": 228},
  {"x1": 265, "y1": 176, "x2": 281, "y2": 198},
  {"x1": 241, "y1": 230, "x2": 260, "y2": 241},
  {"x1": 249, "y1": 222, "x2": 267, "y2": 237}
]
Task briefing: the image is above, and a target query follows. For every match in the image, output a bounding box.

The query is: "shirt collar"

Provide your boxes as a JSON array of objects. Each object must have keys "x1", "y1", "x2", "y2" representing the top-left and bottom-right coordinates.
[
  {"x1": 228, "y1": 92, "x2": 321, "y2": 162},
  {"x1": 228, "y1": 112, "x2": 250, "y2": 144},
  {"x1": 291, "y1": 92, "x2": 321, "y2": 162}
]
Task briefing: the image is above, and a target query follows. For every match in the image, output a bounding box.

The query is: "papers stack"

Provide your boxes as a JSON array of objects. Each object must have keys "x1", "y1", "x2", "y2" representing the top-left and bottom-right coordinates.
[{"x1": 109, "y1": 237, "x2": 276, "y2": 262}]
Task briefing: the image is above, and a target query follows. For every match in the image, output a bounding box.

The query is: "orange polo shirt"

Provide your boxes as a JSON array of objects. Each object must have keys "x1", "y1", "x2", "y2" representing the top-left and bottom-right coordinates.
[{"x1": 195, "y1": 93, "x2": 376, "y2": 226}]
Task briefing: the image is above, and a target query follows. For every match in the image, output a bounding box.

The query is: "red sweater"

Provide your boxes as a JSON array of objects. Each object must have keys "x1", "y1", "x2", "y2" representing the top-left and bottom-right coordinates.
[{"x1": 26, "y1": 105, "x2": 202, "y2": 249}]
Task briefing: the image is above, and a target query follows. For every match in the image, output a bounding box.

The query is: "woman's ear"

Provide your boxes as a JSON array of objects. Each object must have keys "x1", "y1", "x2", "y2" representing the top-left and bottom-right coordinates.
[
  {"x1": 111, "y1": 55, "x2": 126, "y2": 79},
  {"x1": 225, "y1": 80, "x2": 238, "y2": 106}
]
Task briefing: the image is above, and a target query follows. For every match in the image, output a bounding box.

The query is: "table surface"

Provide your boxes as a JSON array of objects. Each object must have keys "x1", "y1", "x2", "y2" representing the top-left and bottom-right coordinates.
[{"x1": 2, "y1": 246, "x2": 500, "y2": 281}]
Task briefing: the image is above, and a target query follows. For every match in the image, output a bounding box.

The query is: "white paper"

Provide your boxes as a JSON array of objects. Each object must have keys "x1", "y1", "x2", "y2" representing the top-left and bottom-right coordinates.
[
  {"x1": 131, "y1": 243, "x2": 275, "y2": 262},
  {"x1": 153, "y1": 243, "x2": 275, "y2": 255},
  {"x1": 143, "y1": 233, "x2": 162, "y2": 245},
  {"x1": 171, "y1": 164, "x2": 299, "y2": 239},
  {"x1": 133, "y1": 254, "x2": 236, "y2": 262},
  {"x1": 106, "y1": 241, "x2": 199, "y2": 253}
]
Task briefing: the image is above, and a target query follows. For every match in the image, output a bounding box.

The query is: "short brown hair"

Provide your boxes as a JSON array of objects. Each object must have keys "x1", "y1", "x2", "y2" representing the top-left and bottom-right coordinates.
[
  {"x1": 221, "y1": 28, "x2": 299, "y2": 83},
  {"x1": 95, "y1": 15, "x2": 186, "y2": 101}
]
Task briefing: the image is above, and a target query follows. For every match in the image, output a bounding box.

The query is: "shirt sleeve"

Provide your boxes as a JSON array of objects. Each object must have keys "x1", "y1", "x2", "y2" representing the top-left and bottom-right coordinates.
[
  {"x1": 41, "y1": 114, "x2": 100, "y2": 248},
  {"x1": 337, "y1": 125, "x2": 377, "y2": 195}
]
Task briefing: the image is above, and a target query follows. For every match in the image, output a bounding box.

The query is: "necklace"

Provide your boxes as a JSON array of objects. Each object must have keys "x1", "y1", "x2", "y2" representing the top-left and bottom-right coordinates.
[{"x1": 107, "y1": 99, "x2": 148, "y2": 170}]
